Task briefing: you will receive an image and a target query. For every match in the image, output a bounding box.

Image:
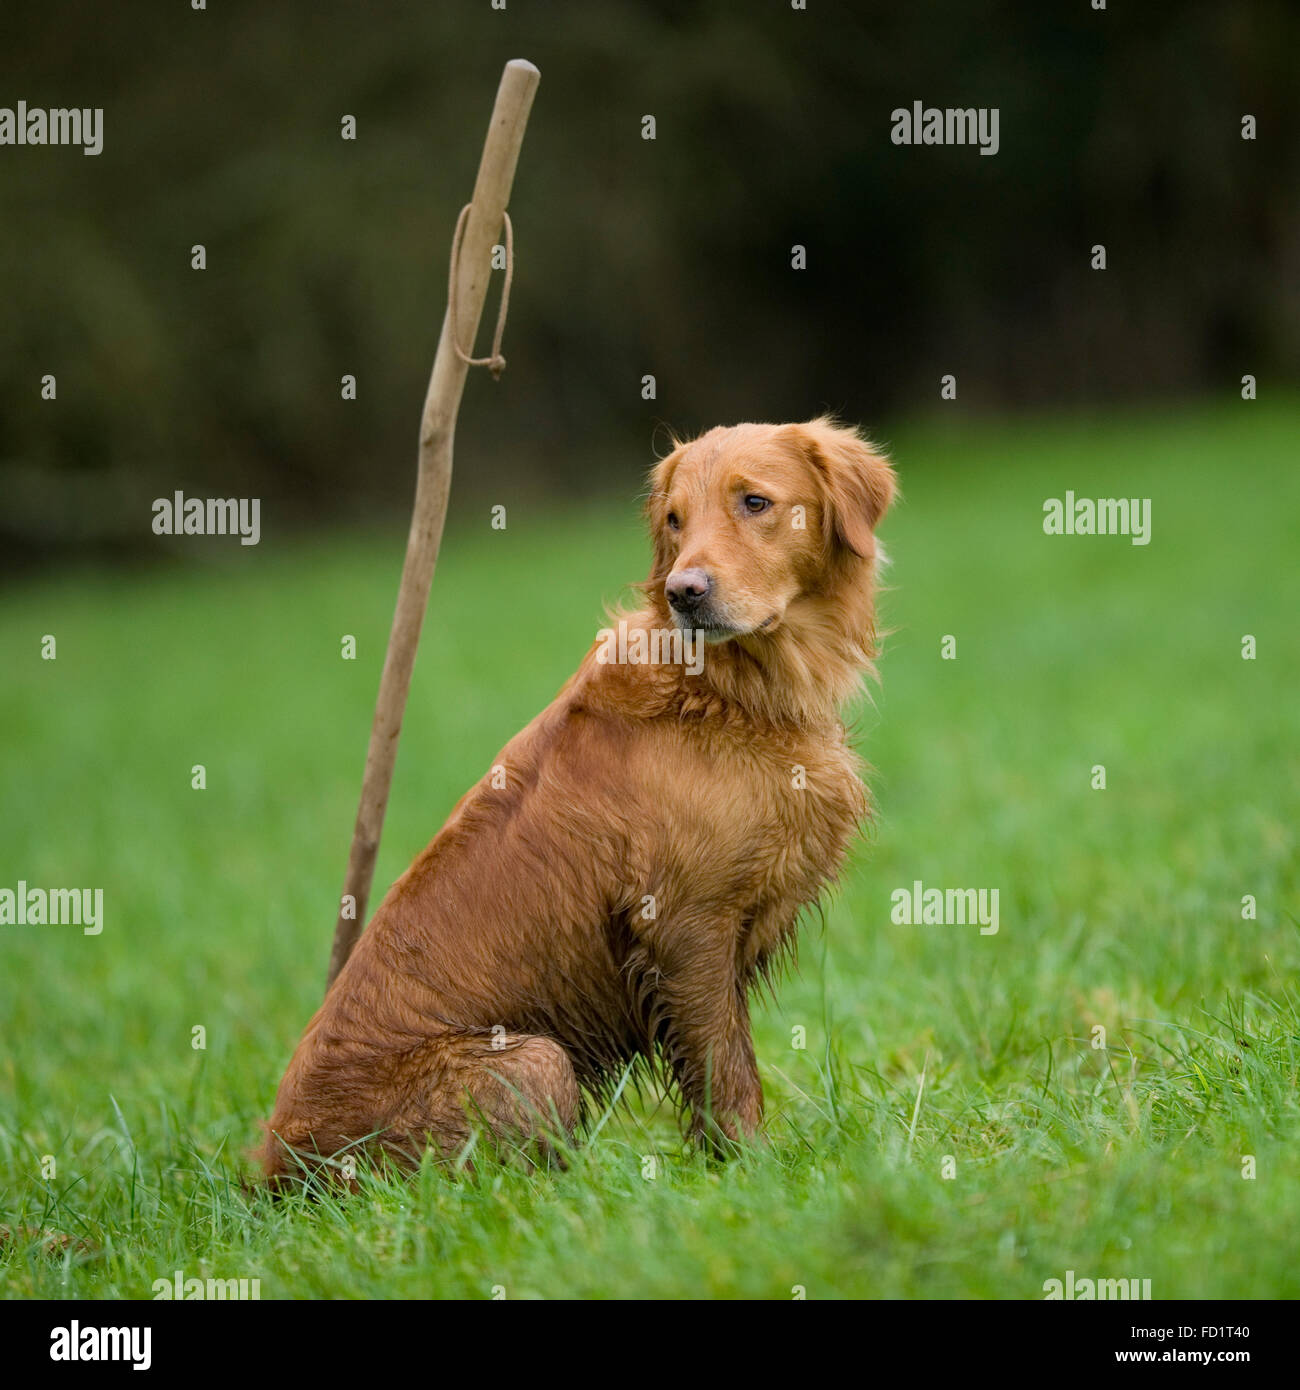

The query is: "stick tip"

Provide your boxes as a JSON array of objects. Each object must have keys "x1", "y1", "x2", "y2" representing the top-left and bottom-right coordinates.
[{"x1": 505, "y1": 58, "x2": 540, "y2": 78}]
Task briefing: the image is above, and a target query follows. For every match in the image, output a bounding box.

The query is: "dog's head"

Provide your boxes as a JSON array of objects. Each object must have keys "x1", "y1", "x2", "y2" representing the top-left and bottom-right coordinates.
[{"x1": 646, "y1": 418, "x2": 896, "y2": 644}]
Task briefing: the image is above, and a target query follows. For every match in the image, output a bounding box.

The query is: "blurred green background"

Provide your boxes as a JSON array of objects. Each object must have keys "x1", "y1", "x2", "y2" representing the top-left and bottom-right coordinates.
[{"x1": 1, "y1": 0, "x2": 1297, "y2": 565}]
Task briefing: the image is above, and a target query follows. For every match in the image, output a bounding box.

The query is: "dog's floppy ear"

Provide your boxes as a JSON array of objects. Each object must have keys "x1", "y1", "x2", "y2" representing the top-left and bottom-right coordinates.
[
  {"x1": 793, "y1": 417, "x2": 896, "y2": 559},
  {"x1": 644, "y1": 448, "x2": 682, "y2": 580}
]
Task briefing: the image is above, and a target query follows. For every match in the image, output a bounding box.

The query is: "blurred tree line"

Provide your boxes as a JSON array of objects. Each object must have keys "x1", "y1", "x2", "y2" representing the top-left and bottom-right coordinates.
[{"x1": 1, "y1": 0, "x2": 1295, "y2": 564}]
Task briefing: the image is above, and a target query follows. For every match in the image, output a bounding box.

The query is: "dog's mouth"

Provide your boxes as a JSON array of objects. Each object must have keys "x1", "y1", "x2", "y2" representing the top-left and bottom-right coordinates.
[{"x1": 671, "y1": 609, "x2": 781, "y2": 643}]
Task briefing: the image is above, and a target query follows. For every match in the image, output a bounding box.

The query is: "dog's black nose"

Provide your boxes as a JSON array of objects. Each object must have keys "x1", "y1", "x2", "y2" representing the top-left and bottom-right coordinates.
[{"x1": 665, "y1": 568, "x2": 711, "y2": 612}]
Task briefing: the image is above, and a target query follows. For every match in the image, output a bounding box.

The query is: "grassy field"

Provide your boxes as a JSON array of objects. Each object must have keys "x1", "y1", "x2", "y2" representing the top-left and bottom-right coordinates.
[{"x1": 2, "y1": 400, "x2": 1298, "y2": 1300}]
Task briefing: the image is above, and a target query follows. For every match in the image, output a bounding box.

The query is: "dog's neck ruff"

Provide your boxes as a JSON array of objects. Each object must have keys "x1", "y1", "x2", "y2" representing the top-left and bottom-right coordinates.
[{"x1": 587, "y1": 599, "x2": 877, "y2": 733}]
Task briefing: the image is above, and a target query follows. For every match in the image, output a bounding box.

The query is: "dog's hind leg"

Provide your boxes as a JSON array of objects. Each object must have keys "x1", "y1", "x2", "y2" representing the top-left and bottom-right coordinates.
[{"x1": 383, "y1": 1032, "x2": 581, "y2": 1169}]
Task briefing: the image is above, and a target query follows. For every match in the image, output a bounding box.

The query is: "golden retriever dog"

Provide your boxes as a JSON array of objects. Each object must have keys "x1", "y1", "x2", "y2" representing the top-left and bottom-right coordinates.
[{"x1": 261, "y1": 417, "x2": 895, "y2": 1182}]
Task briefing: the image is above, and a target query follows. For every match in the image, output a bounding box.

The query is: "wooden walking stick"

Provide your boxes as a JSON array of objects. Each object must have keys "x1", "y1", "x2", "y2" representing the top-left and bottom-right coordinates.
[{"x1": 325, "y1": 58, "x2": 540, "y2": 991}]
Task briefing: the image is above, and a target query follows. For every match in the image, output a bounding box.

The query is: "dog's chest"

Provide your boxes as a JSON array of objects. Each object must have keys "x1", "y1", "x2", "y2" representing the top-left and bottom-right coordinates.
[{"x1": 680, "y1": 725, "x2": 866, "y2": 963}]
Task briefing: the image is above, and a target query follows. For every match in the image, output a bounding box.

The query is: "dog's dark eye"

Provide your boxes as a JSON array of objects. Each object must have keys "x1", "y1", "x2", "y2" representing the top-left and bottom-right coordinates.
[
  {"x1": 743, "y1": 495, "x2": 772, "y2": 515},
  {"x1": 666, "y1": 511, "x2": 680, "y2": 531}
]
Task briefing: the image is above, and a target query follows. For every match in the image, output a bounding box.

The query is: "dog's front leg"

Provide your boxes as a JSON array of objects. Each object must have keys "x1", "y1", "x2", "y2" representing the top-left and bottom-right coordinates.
[{"x1": 647, "y1": 925, "x2": 763, "y2": 1149}]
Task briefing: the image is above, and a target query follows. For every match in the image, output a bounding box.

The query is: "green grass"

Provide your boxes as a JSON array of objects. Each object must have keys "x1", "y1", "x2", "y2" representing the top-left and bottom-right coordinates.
[{"x1": 2, "y1": 399, "x2": 1298, "y2": 1299}]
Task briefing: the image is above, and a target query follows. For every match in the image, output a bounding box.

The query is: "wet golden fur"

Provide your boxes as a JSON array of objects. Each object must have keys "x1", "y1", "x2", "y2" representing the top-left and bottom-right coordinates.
[{"x1": 260, "y1": 417, "x2": 896, "y2": 1181}]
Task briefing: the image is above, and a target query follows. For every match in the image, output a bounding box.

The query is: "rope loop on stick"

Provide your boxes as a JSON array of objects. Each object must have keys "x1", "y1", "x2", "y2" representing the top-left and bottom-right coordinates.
[{"x1": 448, "y1": 203, "x2": 513, "y2": 380}]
